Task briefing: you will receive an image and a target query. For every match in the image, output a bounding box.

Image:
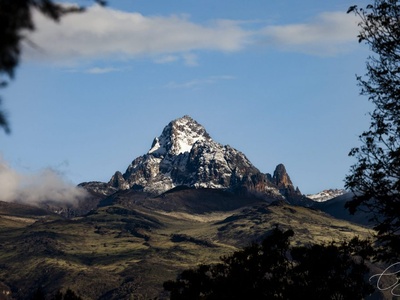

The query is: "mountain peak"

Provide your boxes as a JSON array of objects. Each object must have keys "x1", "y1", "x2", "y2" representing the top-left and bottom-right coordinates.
[
  {"x1": 82, "y1": 116, "x2": 302, "y2": 201},
  {"x1": 148, "y1": 115, "x2": 211, "y2": 156}
]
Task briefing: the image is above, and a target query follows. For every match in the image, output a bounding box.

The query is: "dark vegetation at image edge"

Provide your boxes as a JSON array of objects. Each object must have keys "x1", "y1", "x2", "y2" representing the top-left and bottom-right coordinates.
[{"x1": 164, "y1": 228, "x2": 374, "y2": 300}]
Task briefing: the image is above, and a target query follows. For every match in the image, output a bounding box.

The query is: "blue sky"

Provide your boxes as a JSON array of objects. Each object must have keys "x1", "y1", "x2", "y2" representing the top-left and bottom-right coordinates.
[{"x1": 0, "y1": 0, "x2": 373, "y2": 197}]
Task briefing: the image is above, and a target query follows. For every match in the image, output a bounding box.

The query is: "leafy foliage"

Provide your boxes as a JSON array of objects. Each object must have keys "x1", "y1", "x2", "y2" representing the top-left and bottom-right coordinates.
[
  {"x1": 164, "y1": 228, "x2": 374, "y2": 300},
  {"x1": 0, "y1": 0, "x2": 106, "y2": 133},
  {"x1": 345, "y1": 0, "x2": 400, "y2": 262}
]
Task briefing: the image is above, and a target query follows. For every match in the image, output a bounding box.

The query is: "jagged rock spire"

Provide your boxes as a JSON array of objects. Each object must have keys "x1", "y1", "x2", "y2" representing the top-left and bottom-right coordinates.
[
  {"x1": 272, "y1": 164, "x2": 294, "y2": 188},
  {"x1": 272, "y1": 164, "x2": 301, "y2": 199}
]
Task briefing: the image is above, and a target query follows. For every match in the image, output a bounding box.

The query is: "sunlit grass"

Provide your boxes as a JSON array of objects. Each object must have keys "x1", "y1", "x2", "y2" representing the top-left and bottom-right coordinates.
[{"x1": 0, "y1": 201, "x2": 374, "y2": 299}]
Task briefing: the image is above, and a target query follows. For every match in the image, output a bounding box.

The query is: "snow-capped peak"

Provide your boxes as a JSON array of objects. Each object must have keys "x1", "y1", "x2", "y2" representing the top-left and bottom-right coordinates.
[
  {"x1": 84, "y1": 115, "x2": 300, "y2": 200},
  {"x1": 148, "y1": 115, "x2": 212, "y2": 156},
  {"x1": 307, "y1": 189, "x2": 347, "y2": 202}
]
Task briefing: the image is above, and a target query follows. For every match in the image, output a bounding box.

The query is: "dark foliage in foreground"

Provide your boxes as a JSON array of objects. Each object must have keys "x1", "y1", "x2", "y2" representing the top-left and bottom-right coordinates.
[
  {"x1": 164, "y1": 228, "x2": 374, "y2": 300},
  {"x1": 345, "y1": 1, "x2": 400, "y2": 262},
  {"x1": 31, "y1": 287, "x2": 82, "y2": 300}
]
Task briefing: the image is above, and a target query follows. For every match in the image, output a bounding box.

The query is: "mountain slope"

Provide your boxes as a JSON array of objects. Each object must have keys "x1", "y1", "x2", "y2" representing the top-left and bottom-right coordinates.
[
  {"x1": 312, "y1": 192, "x2": 374, "y2": 226},
  {"x1": 0, "y1": 189, "x2": 373, "y2": 300}
]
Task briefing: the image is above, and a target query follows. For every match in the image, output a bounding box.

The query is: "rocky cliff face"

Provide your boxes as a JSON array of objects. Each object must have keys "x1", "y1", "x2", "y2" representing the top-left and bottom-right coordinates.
[
  {"x1": 81, "y1": 116, "x2": 302, "y2": 201},
  {"x1": 271, "y1": 164, "x2": 302, "y2": 199}
]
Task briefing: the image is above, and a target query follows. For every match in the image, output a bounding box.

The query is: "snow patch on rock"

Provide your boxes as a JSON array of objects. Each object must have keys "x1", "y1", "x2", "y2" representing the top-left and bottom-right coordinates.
[{"x1": 307, "y1": 189, "x2": 347, "y2": 202}]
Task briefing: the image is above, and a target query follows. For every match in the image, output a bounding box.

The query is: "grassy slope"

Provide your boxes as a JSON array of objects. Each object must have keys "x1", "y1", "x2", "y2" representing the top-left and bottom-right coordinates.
[{"x1": 0, "y1": 196, "x2": 374, "y2": 300}]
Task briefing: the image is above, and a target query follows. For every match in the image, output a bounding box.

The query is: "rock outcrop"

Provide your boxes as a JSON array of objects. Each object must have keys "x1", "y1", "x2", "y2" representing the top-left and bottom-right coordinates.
[{"x1": 271, "y1": 164, "x2": 302, "y2": 199}]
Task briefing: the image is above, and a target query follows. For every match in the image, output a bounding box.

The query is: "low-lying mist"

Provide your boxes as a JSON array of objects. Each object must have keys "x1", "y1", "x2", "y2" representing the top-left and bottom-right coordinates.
[{"x1": 0, "y1": 158, "x2": 88, "y2": 205}]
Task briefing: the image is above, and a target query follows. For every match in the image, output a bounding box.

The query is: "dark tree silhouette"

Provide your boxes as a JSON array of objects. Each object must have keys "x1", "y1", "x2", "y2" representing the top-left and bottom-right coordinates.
[
  {"x1": 289, "y1": 238, "x2": 374, "y2": 300},
  {"x1": 58, "y1": 289, "x2": 82, "y2": 300},
  {"x1": 0, "y1": 0, "x2": 106, "y2": 133},
  {"x1": 30, "y1": 287, "x2": 82, "y2": 300},
  {"x1": 31, "y1": 286, "x2": 46, "y2": 300},
  {"x1": 164, "y1": 228, "x2": 374, "y2": 300},
  {"x1": 345, "y1": 0, "x2": 400, "y2": 262}
]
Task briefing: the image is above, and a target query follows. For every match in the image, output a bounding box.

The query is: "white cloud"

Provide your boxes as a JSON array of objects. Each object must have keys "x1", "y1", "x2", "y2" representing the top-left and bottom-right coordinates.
[
  {"x1": 23, "y1": 5, "x2": 250, "y2": 63},
  {"x1": 259, "y1": 12, "x2": 360, "y2": 55},
  {"x1": 0, "y1": 160, "x2": 20, "y2": 202},
  {"x1": 22, "y1": 6, "x2": 360, "y2": 64},
  {"x1": 0, "y1": 157, "x2": 88, "y2": 205}
]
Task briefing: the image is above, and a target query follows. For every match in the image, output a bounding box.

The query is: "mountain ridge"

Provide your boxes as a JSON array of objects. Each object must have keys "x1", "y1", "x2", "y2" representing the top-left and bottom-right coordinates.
[{"x1": 307, "y1": 189, "x2": 347, "y2": 202}]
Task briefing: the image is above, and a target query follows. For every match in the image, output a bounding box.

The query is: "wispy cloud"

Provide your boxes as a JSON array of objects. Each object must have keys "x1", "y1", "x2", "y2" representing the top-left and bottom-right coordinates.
[
  {"x1": 259, "y1": 12, "x2": 360, "y2": 55},
  {"x1": 65, "y1": 66, "x2": 127, "y2": 74},
  {"x1": 22, "y1": 6, "x2": 360, "y2": 64},
  {"x1": 153, "y1": 53, "x2": 198, "y2": 66},
  {"x1": 182, "y1": 53, "x2": 199, "y2": 66},
  {"x1": 85, "y1": 67, "x2": 121, "y2": 74},
  {"x1": 0, "y1": 157, "x2": 87, "y2": 205},
  {"x1": 165, "y1": 75, "x2": 235, "y2": 89},
  {"x1": 154, "y1": 55, "x2": 180, "y2": 64}
]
